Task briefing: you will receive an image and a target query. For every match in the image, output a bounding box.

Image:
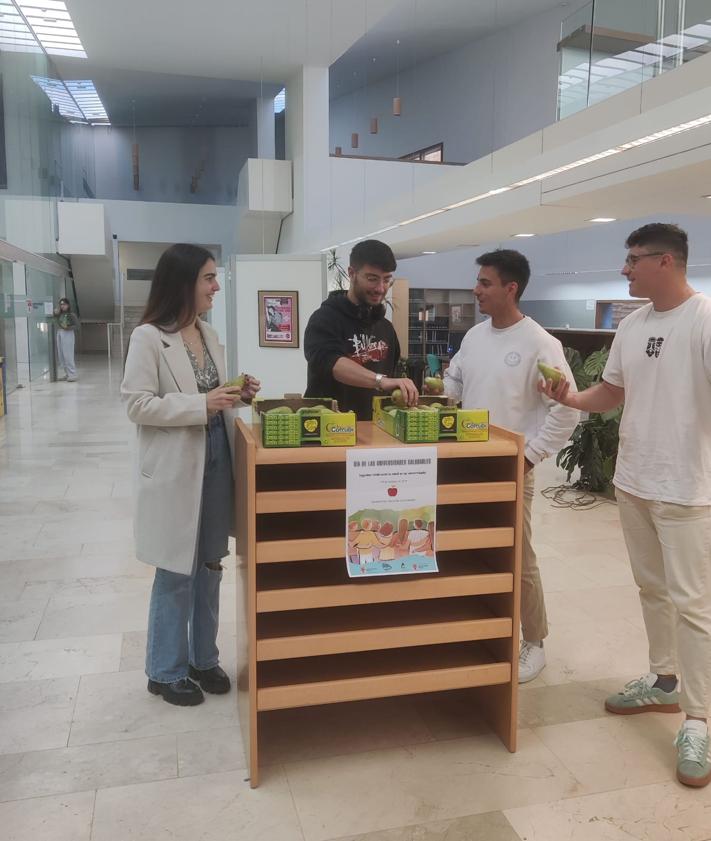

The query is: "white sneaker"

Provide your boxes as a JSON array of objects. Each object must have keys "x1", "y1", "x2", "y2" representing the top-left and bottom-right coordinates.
[{"x1": 519, "y1": 640, "x2": 546, "y2": 683}]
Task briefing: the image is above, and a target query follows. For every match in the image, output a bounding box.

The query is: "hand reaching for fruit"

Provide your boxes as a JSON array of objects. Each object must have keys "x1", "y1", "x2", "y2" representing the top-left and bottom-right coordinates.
[{"x1": 383, "y1": 377, "x2": 419, "y2": 407}]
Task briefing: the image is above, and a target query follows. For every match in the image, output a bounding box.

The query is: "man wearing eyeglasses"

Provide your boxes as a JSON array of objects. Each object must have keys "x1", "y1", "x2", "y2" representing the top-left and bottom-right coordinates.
[
  {"x1": 304, "y1": 239, "x2": 418, "y2": 420},
  {"x1": 541, "y1": 222, "x2": 711, "y2": 788}
]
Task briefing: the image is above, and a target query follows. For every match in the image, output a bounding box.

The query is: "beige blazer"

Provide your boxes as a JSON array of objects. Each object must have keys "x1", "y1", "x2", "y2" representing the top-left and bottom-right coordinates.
[{"x1": 121, "y1": 321, "x2": 239, "y2": 575}]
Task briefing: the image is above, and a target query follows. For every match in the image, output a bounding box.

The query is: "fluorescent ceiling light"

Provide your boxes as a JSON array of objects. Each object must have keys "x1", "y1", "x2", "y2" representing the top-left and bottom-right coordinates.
[
  {"x1": 31, "y1": 76, "x2": 109, "y2": 124},
  {"x1": 514, "y1": 233, "x2": 535, "y2": 238},
  {"x1": 1, "y1": 1, "x2": 87, "y2": 57},
  {"x1": 586, "y1": 64, "x2": 623, "y2": 77},
  {"x1": 323, "y1": 111, "x2": 711, "y2": 252},
  {"x1": 636, "y1": 42, "x2": 680, "y2": 58},
  {"x1": 422, "y1": 250, "x2": 437, "y2": 254},
  {"x1": 589, "y1": 217, "x2": 616, "y2": 222},
  {"x1": 660, "y1": 33, "x2": 707, "y2": 49},
  {"x1": 618, "y1": 50, "x2": 660, "y2": 66},
  {"x1": 685, "y1": 24, "x2": 711, "y2": 38},
  {"x1": 597, "y1": 57, "x2": 644, "y2": 71}
]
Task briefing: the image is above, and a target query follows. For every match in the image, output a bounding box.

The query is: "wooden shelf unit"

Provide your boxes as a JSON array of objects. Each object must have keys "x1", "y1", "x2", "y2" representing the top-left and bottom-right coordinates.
[{"x1": 234, "y1": 420, "x2": 524, "y2": 787}]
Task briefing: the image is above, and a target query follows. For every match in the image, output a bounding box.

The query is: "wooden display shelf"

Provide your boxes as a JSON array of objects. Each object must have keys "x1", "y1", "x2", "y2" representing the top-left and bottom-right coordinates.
[
  {"x1": 257, "y1": 599, "x2": 512, "y2": 660},
  {"x1": 235, "y1": 420, "x2": 524, "y2": 787},
  {"x1": 256, "y1": 567, "x2": 513, "y2": 613},
  {"x1": 256, "y1": 480, "x2": 517, "y2": 513},
  {"x1": 257, "y1": 643, "x2": 511, "y2": 711},
  {"x1": 256, "y1": 526, "x2": 513, "y2": 564}
]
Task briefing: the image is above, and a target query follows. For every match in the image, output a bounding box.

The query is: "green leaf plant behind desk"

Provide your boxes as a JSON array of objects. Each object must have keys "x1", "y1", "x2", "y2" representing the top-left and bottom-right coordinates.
[{"x1": 233, "y1": 418, "x2": 524, "y2": 787}]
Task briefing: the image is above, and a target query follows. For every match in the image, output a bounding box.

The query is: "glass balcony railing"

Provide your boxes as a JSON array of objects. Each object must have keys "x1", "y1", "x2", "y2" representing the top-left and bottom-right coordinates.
[{"x1": 557, "y1": 0, "x2": 711, "y2": 119}]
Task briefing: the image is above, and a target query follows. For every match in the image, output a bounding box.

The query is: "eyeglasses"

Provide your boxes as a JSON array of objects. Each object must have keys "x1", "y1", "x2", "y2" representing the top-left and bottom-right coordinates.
[
  {"x1": 624, "y1": 251, "x2": 665, "y2": 267},
  {"x1": 360, "y1": 272, "x2": 393, "y2": 288}
]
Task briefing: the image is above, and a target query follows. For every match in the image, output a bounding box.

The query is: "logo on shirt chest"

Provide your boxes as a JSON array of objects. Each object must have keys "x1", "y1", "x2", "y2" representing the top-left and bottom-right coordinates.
[
  {"x1": 349, "y1": 333, "x2": 390, "y2": 365},
  {"x1": 504, "y1": 351, "x2": 521, "y2": 367},
  {"x1": 645, "y1": 337, "x2": 664, "y2": 358}
]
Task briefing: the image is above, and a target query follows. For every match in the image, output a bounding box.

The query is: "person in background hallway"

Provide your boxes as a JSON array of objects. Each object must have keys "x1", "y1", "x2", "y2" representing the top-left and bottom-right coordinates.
[
  {"x1": 121, "y1": 243, "x2": 260, "y2": 707},
  {"x1": 304, "y1": 239, "x2": 418, "y2": 419},
  {"x1": 54, "y1": 297, "x2": 79, "y2": 381},
  {"x1": 541, "y1": 223, "x2": 711, "y2": 788},
  {"x1": 441, "y1": 249, "x2": 579, "y2": 683}
]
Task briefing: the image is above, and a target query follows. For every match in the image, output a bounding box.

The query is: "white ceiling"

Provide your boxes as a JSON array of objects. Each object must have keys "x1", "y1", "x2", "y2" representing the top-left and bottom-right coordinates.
[
  {"x1": 330, "y1": 0, "x2": 579, "y2": 98},
  {"x1": 64, "y1": 0, "x2": 401, "y2": 83}
]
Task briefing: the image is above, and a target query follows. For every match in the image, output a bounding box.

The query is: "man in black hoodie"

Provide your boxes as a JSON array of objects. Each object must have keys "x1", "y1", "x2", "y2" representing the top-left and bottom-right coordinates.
[{"x1": 304, "y1": 239, "x2": 419, "y2": 420}]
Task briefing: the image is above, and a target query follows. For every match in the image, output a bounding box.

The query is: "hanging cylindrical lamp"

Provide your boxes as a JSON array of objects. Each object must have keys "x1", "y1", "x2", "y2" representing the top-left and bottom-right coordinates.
[
  {"x1": 370, "y1": 117, "x2": 378, "y2": 134},
  {"x1": 132, "y1": 143, "x2": 139, "y2": 191},
  {"x1": 393, "y1": 39, "x2": 401, "y2": 116},
  {"x1": 351, "y1": 132, "x2": 359, "y2": 149}
]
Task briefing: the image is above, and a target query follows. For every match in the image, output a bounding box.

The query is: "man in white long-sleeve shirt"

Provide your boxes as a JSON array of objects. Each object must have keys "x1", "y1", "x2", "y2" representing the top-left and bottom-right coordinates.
[{"x1": 443, "y1": 250, "x2": 579, "y2": 682}]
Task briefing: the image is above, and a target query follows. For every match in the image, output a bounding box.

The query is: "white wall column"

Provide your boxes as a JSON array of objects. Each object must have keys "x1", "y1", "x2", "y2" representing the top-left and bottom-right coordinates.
[
  {"x1": 255, "y1": 97, "x2": 276, "y2": 160},
  {"x1": 279, "y1": 66, "x2": 330, "y2": 253}
]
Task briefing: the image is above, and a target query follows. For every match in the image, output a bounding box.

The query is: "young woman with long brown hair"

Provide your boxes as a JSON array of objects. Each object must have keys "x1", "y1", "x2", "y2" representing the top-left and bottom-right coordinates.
[{"x1": 121, "y1": 243, "x2": 259, "y2": 706}]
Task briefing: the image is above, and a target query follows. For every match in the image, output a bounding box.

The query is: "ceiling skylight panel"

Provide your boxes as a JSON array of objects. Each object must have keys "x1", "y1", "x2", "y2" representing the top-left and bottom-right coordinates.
[
  {"x1": 31, "y1": 75, "x2": 83, "y2": 119},
  {"x1": 65, "y1": 79, "x2": 109, "y2": 122},
  {"x1": 31, "y1": 75, "x2": 109, "y2": 124},
  {"x1": 274, "y1": 88, "x2": 286, "y2": 114},
  {"x1": 16, "y1": 0, "x2": 86, "y2": 56}
]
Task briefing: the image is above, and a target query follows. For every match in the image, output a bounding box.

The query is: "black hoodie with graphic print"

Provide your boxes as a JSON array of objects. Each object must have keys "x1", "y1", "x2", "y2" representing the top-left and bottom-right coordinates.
[{"x1": 304, "y1": 290, "x2": 400, "y2": 421}]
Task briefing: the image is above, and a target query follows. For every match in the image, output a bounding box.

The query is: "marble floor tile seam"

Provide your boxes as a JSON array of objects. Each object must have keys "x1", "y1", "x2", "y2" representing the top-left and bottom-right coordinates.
[
  {"x1": 319, "y1": 813, "x2": 525, "y2": 841},
  {"x1": 505, "y1": 774, "x2": 705, "y2": 821},
  {"x1": 0, "y1": 735, "x2": 182, "y2": 804},
  {"x1": 0, "y1": 632, "x2": 124, "y2": 683}
]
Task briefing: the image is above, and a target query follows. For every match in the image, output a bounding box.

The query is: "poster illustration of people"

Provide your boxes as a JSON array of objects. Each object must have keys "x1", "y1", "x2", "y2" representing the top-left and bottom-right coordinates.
[
  {"x1": 264, "y1": 295, "x2": 293, "y2": 342},
  {"x1": 346, "y1": 447, "x2": 438, "y2": 578}
]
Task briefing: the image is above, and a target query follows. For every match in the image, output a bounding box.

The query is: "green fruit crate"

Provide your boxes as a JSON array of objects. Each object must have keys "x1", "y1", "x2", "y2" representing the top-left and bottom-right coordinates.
[
  {"x1": 252, "y1": 397, "x2": 357, "y2": 448},
  {"x1": 372, "y1": 396, "x2": 489, "y2": 443},
  {"x1": 396, "y1": 408, "x2": 440, "y2": 443}
]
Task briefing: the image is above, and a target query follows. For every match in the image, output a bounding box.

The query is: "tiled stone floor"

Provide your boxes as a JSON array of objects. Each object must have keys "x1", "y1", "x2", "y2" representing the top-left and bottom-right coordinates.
[{"x1": 0, "y1": 357, "x2": 706, "y2": 841}]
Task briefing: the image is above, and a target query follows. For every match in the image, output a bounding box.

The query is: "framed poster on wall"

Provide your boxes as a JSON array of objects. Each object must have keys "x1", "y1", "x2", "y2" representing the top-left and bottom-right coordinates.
[{"x1": 258, "y1": 290, "x2": 299, "y2": 348}]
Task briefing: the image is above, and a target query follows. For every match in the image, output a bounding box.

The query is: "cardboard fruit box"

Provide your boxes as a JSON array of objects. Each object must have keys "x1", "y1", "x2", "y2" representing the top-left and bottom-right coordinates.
[
  {"x1": 372, "y1": 395, "x2": 489, "y2": 443},
  {"x1": 252, "y1": 397, "x2": 357, "y2": 448}
]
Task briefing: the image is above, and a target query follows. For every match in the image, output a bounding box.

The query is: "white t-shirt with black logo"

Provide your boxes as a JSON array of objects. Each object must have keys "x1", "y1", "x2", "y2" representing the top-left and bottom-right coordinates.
[{"x1": 603, "y1": 293, "x2": 711, "y2": 505}]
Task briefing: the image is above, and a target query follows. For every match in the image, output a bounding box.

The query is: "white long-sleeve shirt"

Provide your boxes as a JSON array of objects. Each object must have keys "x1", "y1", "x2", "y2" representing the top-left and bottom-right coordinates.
[{"x1": 444, "y1": 316, "x2": 580, "y2": 465}]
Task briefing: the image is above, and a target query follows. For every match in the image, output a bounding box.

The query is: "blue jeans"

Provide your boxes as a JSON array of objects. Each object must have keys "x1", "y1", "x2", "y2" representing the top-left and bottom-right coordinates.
[{"x1": 146, "y1": 414, "x2": 233, "y2": 683}]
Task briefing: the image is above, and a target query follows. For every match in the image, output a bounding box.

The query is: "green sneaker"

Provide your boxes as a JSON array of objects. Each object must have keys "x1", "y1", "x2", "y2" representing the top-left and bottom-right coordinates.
[
  {"x1": 605, "y1": 673, "x2": 681, "y2": 715},
  {"x1": 675, "y1": 721, "x2": 711, "y2": 787}
]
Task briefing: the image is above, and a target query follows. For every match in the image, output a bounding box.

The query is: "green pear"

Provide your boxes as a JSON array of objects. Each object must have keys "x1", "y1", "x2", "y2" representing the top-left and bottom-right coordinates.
[
  {"x1": 224, "y1": 374, "x2": 246, "y2": 389},
  {"x1": 537, "y1": 361, "x2": 564, "y2": 386}
]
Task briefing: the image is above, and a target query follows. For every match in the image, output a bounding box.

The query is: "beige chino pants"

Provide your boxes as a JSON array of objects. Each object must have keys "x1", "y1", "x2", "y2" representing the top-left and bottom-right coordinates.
[
  {"x1": 521, "y1": 471, "x2": 549, "y2": 643},
  {"x1": 616, "y1": 488, "x2": 711, "y2": 718}
]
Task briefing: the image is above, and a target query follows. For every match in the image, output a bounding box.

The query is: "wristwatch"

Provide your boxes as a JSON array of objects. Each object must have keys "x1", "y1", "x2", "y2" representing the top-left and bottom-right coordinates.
[{"x1": 374, "y1": 373, "x2": 385, "y2": 391}]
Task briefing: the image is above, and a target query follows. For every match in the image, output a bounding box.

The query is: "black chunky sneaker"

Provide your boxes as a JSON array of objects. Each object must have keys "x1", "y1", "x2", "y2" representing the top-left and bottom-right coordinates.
[
  {"x1": 147, "y1": 677, "x2": 204, "y2": 706},
  {"x1": 188, "y1": 665, "x2": 231, "y2": 694}
]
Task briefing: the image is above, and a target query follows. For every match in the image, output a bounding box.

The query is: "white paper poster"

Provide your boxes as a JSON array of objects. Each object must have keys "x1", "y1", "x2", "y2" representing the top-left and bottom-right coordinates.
[{"x1": 346, "y1": 447, "x2": 438, "y2": 578}]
